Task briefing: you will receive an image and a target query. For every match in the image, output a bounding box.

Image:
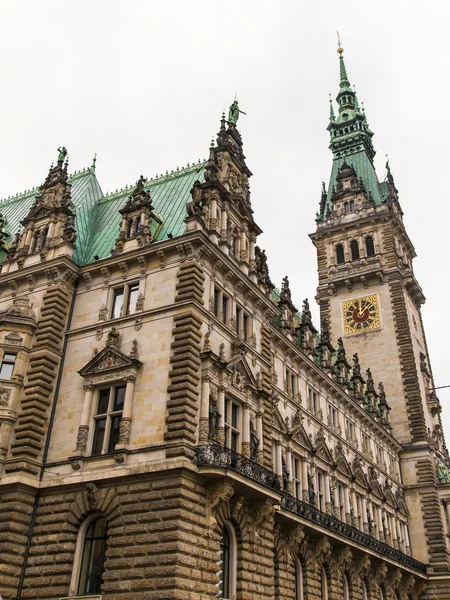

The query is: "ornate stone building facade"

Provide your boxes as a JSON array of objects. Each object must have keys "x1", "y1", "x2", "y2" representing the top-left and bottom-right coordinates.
[{"x1": 0, "y1": 49, "x2": 448, "y2": 600}]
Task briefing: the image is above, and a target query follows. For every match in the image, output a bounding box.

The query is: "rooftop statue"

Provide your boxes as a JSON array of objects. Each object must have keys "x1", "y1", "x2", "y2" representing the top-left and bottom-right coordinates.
[
  {"x1": 228, "y1": 100, "x2": 246, "y2": 126},
  {"x1": 57, "y1": 146, "x2": 68, "y2": 164}
]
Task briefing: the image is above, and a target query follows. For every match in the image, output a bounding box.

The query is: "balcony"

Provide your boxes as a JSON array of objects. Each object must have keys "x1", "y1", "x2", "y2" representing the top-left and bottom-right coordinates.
[{"x1": 194, "y1": 444, "x2": 426, "y2": 575}]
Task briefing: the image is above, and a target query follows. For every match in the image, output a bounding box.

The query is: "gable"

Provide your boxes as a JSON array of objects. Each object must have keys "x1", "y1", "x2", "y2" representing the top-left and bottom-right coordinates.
[
  {"x1": 79, "y1": 345, "x2": 142, "y2": 378},
  {"x1": 226, "y1": 355, "x2": 257, "y2": 391},
  {"x1": 335, "y1": 453, "x2": 353, "y2": 478}
]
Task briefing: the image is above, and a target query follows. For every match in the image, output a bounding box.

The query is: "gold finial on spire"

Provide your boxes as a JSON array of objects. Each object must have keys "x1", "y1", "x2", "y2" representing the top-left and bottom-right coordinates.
[{"x1": 337, "y1": 31, "x2": 344, "y2": 55}]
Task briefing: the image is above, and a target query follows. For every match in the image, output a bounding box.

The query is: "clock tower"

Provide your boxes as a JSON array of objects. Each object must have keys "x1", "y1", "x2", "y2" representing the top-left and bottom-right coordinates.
[{"x1": 310, "y1": 44, "x2": 450, "y2": 579}]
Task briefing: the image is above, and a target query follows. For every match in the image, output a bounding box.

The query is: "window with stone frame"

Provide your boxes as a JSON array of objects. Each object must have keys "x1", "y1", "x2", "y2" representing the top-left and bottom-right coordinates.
[
  {"x1": 376, "y1": 444, "x2": 385, "y2": 466},
  {"x1": 308, "y1": 387, "x2": 319, "y2": 416},
  {"x1": 236, "y1": 305, "x2": 251, "y2": 342},
  {"x1": 336, "y1": 243, "x2": 345, "y2": 265},
  {"x1": 224, "y1": 397, "x2": 241, "y2": 452},
  {"x1": 316, "y1": 470, "x2": 325, "y2": 512},
  {"x1": 213, "y1": 285, "x2": 230, "y2": 326},
  {"x1": 327, "y1": 402, "x2": 338, "y2": 428},
  {"x1": 355, "y1": 494, "x2": 363, "y2": 529},
  {"x1": 365, "y1": 235, "x2": 375, "y2": 257},
  {"x1": 91, "y1": 386, "x2": 126, "y2": 455},
  {"x1": 219, "y1": 522, "x2": 237, "y2": 600},
  {"x1": 295, "y1": 558, "x2": 304, "y2": 600},
  {"x1": 346, "y1": 418, "x2": 355, "y2": 443},
  {"x1": 292, "y1": 455, "x2": 302, "y2": 499},
  {"x1": 72, "y1": 515, "x2": 108, "y2": 597},
  {"x1": 361, "y1": 432, "x2": 371, "y2": 455},
  {"x1": 111, "y1": 282, "x2": 139, "y2": 319},
  {"x1": 0, "y1": 352, "x2": 16, "y2": 380},
  {"x1": 286, "y1": 368, "x2": 297, "y2": 399},
  {"x1": 336, "y1": 481, "x2": 345, "y2": 521},
  {"x1": 351, "y1": 239, "x2": 360, "y2": 261}
]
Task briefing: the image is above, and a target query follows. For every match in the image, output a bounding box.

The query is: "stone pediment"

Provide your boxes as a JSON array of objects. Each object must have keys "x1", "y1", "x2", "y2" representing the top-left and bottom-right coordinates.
[
  {"x1": 225, "y1": 355, "x2": 257, "y2": 393},
  {"x1": 289, "y1": 419, "x2": 313, "y2": 450},
  {"x1": 353, "y1": 467, "x2": 369, "y2": 489},
  {"x1": 79, "y1": 346, "x2": 142, "y2": 378},
  {"x1": 335, "y1": 453, "x2": 353, "y2": 478},
  {"x1": 314, "y1": 433, "x2": 334, "y2": 465},
  {"x1": 272, "y1": 405, "x2": 289, "y2": 434}
]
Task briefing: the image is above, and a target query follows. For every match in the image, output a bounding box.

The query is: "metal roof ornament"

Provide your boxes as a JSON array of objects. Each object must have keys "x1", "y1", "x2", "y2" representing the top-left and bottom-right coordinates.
[{"x1": 57, "y1": 146, "x2": 67, "y2": 165}]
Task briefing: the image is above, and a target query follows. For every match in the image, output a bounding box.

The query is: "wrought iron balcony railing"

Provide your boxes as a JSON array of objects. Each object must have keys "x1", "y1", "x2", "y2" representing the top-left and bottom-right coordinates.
[{"x1": 194, "y1": 444, "x2": 427, "y2": 575}]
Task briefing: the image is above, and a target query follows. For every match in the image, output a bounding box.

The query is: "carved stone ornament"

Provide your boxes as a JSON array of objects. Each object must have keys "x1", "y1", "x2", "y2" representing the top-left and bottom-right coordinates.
[
  {"x1": 206, "y1": 481, "x2": 234, "y2": 522},
  {"x1": 0, "y1": 387, "x2": 10, "y2": 406},
  {"x1": 85, "y1": 483, "x2": 98, "y2": 509},
  {"x1": 5, "y1": 331, "x2": 23, "y2": 345},
  {"x1": 119, "y1": 419, "x2": 131, "y2": 445},
  {"x1": 75, "y1": 425, "x2": 89, "y2": 453}
]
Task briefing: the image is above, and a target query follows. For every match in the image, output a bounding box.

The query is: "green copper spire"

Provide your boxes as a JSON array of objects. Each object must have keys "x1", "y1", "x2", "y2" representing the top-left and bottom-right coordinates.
[{"x1": 320, "y1": 43, "x2": 385, "y2": 217}]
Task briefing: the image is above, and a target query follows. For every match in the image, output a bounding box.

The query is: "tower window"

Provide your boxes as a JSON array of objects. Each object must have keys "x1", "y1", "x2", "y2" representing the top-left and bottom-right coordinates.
[
  {"x1": 336, "y1": 244, "x2": 345, "y2": 264},
  {"x1": 351, "y1": 240, "x2": 360, "y2": 261},
  {"x1": 366, "y1": 236, "x2": 375, "y2": 257}
]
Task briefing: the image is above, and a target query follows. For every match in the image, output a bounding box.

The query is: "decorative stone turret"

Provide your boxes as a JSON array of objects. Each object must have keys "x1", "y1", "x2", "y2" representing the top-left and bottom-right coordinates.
[
  {"x1": 334, "y1": 337, "x2": 351, "y2": 388},
  {"x1": 185, "y1": 105, "x2": 261, "y2": 277},
  {"x1": 278, "y1": 276, "x2": 296, "y2": 337},
  {"x1": 350, "y1": 353, "x2": 365, "y2": 404},
  {"x1": 296, "y1": 298, "x2": 317, "y2": 357},
  {"x1": 2, "y1": 148, "x2": 77, "y2": 273},
  {"x1": 316, "y1": 322, "x2": 335, "y2": 374},
  {"x1": 111, "y1": 175, "x2": 162, "y2": 255}
]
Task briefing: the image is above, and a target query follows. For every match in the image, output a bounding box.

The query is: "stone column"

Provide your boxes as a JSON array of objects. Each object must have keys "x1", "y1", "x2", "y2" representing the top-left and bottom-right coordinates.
[
  {"x1": 242, "y1": 403, "x2": 250, "y2": 457},
  {"x1": 240, "y1": 228, "x2": 247, "y2": 262},
  {"x1": 24, "y1": 228, "x2": 33, "y2": 248},
  {"x1": 275, "y1": 442, "x2": 283, "y2": 484},
  {"x1": 286, "y1": 447, "x2": 293, "y2": 494},
  {"x1": 220, "y1": 206, "x2": 228, "y2": 241},
  {"x1": 324, "y1": 472, "x2": 332, "y2": 514},
  {"x1": 367, "y1": 500, "x2": 376, "y2": 536},
  {"x1": 403, "y1": 522, "x2": 411, "y2": 555},
  {"x1": 377, "y1": 506, "x2": 384, "y2": 541},
  {"x1": 47, "y1": 219, "x2": 56, "y2": 239},
  {"x1": 302, "y1": 458, "x2": 309, "y2": 502},
  {"x1": 118, "y1": 375, "x2": 136, "y2": 448},
  {"x1": 217, "y1": 386, "x2": 225, "y2": 444},
  {"x1": 256, "y1": 409, "x2": 263, "y2": 462},
  {"x1": 249, "y1": 235, "x2": 256, "y2": 268},
  {"x1": 333, "y1": 480, "x2": 340, "y2": 518},
  {"x1": 362, "y1": 495, "x2": 368, "y2": 532},
  {"x1": 344, "y1": 485, "x2": 351, "y2": 524},
  {"x1": 210, "y1": 197, "x2": 217, "y2": 230},
  {"x1": 199, "y1": 373, "x2": 210, "y2": 444},
  {"x1": 74, "y1": 384, "x2": 94, "y2": 455},
  {"x1": 351, "y1": 489, "x2": 358, "y2": 527}
]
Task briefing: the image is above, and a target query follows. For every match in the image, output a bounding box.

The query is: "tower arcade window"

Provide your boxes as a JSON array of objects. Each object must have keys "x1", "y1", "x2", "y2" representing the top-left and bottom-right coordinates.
[
  {"x1": 366, "y1": 235, "x2": 375, "y2": 257},
  {"x1": 336, "y1": 243, "x2": 345, "y2": 264},
  {"x1": 77, "y1": 516, "x2": 108, "y2": 596},
  {"x1": 351, "y1": 240, "x2": 360, "y2": 261},
  {"x1": 92, "y1": 386, "x2": 126, "y2": 455}
]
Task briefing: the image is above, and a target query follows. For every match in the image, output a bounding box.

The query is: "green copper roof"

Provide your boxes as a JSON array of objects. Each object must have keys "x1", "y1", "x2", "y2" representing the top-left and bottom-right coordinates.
[
  {"x1": 322, "y1": 51, "x2": 385, "y2": 216},
  {"x1": 82, "y1": 163, "x2": 204, "y2": 265},
  {"x1": 0, "y1": 162, "x2": 205, "y2": 267}
]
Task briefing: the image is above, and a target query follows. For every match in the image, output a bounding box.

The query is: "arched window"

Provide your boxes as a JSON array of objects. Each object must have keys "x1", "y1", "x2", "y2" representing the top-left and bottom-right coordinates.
[
  {"x1": 295, "y1": 558, "x2": 304, "y2": 600},
  {"x1": 220, "y1": 522, "x2": 237, "y2": 599},
  {"x1": 351, "y1": 240, "x2": 360, "y2": 261},
  {"x1": 344, "y1": 202, "x2": 349, "y2": 214},
  {"x1": 349, "y1": 200, "x2": 355, "y2": 211},
  {"x1": 380, "y1": 587, "x2": 385, "y2": 600},
  {"x1": 321, "y1": 566, "x2": 328, "y2": 600},
  {"x1": 31, "y1": 231, "x2": 40, "y2": 253},
  {"x1": 336, "y1": 244, "x2": 345, "y2": 265},
  {"x1": 343, "y1": 573, "x2": 350, "y2": 600},
  {"x1": 74, "y1": 515, "x2": 108, "y2": 596},
  {"x1": 366, "y1": 235, "x2": 375, "y2": 257},
  {"x1": 126, "y1": 218, "x2": 134, "y2": 238}
]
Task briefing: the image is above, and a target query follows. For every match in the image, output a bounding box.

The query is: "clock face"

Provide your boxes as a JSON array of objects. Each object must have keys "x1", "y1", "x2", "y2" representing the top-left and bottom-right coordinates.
[{"x1": 342, "y1": 295, "x2": 380, "y2": 334}]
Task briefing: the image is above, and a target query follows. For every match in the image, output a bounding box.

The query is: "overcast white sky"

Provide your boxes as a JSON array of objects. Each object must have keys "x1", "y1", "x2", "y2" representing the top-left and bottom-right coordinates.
[{"x1": 0, "y1": 1, "x2": 449, "y2": 439}]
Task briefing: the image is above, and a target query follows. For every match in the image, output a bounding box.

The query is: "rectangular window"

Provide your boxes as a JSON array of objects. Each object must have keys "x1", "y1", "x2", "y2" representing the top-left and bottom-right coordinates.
[
  {"x1": 328, "y1": 403, "x2": 338, "y2": 428},
  {"x1": 362, "y1": 432, "x2": 370, "y2": 453},
  {"x1": 308, "y1": 387, "x2": 319, "y2": 414},
  {"x1": 356, "y1": 495, "x2": 362, "y2": 529},
  {"x1": 243, "y1": 313, "x2": 249, "y2": 342},
  {"x1": 337, "y1": 483, "x2": 345, "y2": 521},
  {"x1": 0, "y1": 353, "x2": 16, "y2": 380},
  {"x1": 346, "y1": 419, "x2": 355, "y2": 442},
  {"x1": 293, "y1": 456, "x2": 302, "y2": 499},
  {"x1": 236, "y1": 307, "x2": 242, "y2": 337},
  {"x1": 92, "y1": 385, "x2": 126, "y2": 455},
  {"x1": 224, "y1": 398, "x2": 241, "y2": 452},
  {"x1": 317, "y1": 471, "x2": 324, "y2": 512},
  {"x1": 222, "y1": 294, "x2": 229, "y2": 326},
  {"x1": 111, "y1": 283, "x2": 139, "y2": 319},
  {"x1": 214, "y1": 287, "x2": 220, "y2": 318}
]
